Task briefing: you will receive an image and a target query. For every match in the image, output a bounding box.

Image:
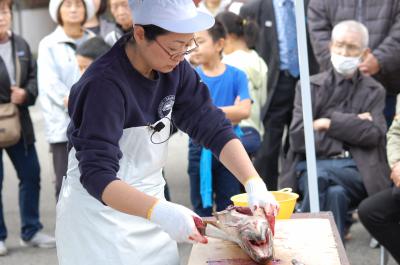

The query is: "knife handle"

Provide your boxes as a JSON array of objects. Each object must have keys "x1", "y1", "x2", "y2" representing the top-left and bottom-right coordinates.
[{"x1": 193, "y1": 216, "x2": 206, "y2": 236}]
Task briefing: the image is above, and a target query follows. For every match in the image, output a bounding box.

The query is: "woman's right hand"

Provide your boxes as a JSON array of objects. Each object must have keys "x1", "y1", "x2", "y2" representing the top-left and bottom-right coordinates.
[{"x1": 148, "y1": 200, "x2": 208, "y2": 244}]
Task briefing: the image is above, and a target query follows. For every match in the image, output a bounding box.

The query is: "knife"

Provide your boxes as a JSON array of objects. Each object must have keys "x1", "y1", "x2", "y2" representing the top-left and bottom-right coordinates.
[{"x1": 193, "y1": 216, "x2": 240, "y2": 244}]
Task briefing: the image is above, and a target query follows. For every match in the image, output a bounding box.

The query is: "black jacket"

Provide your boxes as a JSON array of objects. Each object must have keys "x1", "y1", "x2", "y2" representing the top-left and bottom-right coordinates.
[
  {"x1": 281, "y1": 69, "x2": 391, "y2": 196},
  {"x1": 240, "y1": 0, "x2": 319, "y2": 120},
  {"x1": 0, "y1": 32, "x2": 37, "y2": 146},
  {"x1": 308, "y1": 0, "x2": 400, "y2": 95}
]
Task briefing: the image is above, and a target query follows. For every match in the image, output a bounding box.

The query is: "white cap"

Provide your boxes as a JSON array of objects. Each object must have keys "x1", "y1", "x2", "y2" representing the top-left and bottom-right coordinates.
[
  {"x1": 129, "y1": 0, "x2": 215, "y2": 33},
  {"x1": 49, "y1": 0, "x2": 95, "y2": 24}
]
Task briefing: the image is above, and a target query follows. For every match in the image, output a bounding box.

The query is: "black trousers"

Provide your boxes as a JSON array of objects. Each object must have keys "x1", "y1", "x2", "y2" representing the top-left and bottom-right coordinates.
[
  {"x1": 50, "y1": 142, "x2": 68, "y2": 200},
  {"x1": 254, "y1": 71, "x2": 298, "y2": 190},
  {"x1": 358, "y1": 188, "x2": 400, "y2": 264}
]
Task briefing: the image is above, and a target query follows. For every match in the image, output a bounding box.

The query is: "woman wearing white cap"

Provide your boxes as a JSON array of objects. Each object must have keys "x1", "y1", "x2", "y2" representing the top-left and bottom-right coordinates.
[
  {"x1": 37, "y1": 0, "x2": 95, "y2": 199},
  {"x1": 56, "y1": 0, "x2": 278, "y2": 264}
]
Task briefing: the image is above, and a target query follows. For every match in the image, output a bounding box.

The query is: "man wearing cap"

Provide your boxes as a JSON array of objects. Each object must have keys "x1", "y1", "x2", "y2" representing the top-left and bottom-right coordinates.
[{"x1": 55, "y1": 0, "x2": 278, "y2": 264}]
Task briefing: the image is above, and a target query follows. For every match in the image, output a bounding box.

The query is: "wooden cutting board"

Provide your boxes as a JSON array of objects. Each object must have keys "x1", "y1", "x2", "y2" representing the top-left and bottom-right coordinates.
[{"x1": 188, "y1": 212, "x2": 349, "y2": 265}]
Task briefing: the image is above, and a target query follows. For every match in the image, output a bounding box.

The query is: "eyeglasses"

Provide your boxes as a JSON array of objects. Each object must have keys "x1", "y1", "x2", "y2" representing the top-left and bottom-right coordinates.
[{"x1": 154, "y1": 38, "x2": 199, "y2": 61}]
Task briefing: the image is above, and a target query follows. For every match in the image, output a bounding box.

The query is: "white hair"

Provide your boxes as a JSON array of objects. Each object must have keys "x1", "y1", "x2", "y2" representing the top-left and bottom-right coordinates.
[{"x1": 331, "y1": 20, "x2": 369, "y2": 48}]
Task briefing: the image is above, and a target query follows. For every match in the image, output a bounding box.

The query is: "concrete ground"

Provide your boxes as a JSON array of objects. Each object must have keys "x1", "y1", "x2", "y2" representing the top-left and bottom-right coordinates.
[{"x1": 0, "y1": 105, "x2": 397, "y2": 265}]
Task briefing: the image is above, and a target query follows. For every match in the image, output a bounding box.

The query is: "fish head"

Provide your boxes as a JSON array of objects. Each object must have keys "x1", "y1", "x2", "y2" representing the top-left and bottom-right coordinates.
[{"x1": 237, "y1": 215, "x2": 274, "y2": 264}]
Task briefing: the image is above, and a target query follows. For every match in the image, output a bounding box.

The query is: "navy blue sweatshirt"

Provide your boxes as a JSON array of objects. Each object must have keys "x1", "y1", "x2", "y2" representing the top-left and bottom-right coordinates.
[{"x1": 67, "y1": 34, "x2": 237, "y2": 202}]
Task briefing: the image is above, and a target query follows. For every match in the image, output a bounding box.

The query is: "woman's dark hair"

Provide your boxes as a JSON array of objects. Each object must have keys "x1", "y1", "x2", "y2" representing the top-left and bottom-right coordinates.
[
  {"x1": 207, "y1": 20, "x2": 227, "y2": 43},
  {"x1": 0, "y1": 0, "x2": 12, "y2": 11},
  {"x1": 97, "y1": 0, "x2": 108, "y2": 17},
  {"x1": 76, "y1": 37, "x2": 111, "y2": 60},
  {"x1": 141, "y1": 24, "x2": 169, "y2": 41},
  {"x1": 216, "y1": 11, "x2": 259, "y2": 49},
  {"x1": 129, "y1": 24, "x2": 169, "y2": 44},
  {"x1": 57, "y1": 0, "x2": 88, "y2": 26}
]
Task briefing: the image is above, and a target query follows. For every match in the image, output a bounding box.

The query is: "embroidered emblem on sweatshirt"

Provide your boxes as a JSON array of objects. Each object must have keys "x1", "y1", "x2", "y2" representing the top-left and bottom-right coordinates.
[{"x1": 158, "y1": 95, "x2": 175, "y2": 118}]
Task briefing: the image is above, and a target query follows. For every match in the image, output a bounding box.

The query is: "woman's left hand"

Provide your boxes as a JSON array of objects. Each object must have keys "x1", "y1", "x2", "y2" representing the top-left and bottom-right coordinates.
[{"x1": 245, "y1": 177, "x2": 279, "y2": 216}]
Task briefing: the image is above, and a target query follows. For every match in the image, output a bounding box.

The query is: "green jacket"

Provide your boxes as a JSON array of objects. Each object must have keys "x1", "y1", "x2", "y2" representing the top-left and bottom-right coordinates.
[{"x1": 387, "y1": 117, "x2": 400, "y2": 168}]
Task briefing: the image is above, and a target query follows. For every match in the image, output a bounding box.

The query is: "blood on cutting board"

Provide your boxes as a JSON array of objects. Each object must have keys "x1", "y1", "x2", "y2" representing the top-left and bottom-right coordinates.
[
  {"x1": 206, "y1": 258, "x2": 281, "y2": 265},
  {"x1": 206, "y1": 259, "x2": 258, "y2": 265}
]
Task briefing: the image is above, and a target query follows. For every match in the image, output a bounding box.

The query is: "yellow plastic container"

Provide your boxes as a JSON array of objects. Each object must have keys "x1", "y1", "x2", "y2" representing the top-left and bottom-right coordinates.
[{"x1": 230, "y1": 188, "x2": 299, "y2": 219}]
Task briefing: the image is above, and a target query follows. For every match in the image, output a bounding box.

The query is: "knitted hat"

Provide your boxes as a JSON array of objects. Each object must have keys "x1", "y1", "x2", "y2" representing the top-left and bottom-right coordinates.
[{"x1": 49, "y1": 0, "x2": 95, "y2": 24}]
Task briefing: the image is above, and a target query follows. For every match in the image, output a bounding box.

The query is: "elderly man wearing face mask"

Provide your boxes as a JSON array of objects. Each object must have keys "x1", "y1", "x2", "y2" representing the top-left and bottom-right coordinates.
[{"x1": 280, "y1": 20, "x2": 392, "y2": 242}]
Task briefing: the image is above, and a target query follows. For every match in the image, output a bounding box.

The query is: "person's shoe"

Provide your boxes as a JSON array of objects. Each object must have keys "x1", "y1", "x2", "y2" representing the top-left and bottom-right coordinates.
[
  {"x1": 20, "y1": 232, "x2": 56, "y2": 249},
  {"x1": 370, "y1": 237, "x2": 380, "y2": 248},
  {"x1": 0, "y1": 241, "x2": 7, "y2": 256}
]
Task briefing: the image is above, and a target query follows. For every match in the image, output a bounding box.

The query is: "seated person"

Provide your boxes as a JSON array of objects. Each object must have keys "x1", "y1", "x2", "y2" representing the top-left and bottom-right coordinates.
[
  {"x1": 358, "y1": 116, "x2": 400, "y2": 264},
  {"x1": 280, "y1": 20, "x2": 392, "y2": 241}
]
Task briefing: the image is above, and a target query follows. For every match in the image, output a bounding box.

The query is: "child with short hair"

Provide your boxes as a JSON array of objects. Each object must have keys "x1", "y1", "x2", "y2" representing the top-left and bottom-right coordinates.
[
  {"x1": 63, "y1": 37, "x2": 110, "y2": 108},
  {"x1": 188, "y1": 21, "x2": 251, "y2": 216},
  {"x1": 76, "y1": 36, "x2": 111, "y2": 74}
]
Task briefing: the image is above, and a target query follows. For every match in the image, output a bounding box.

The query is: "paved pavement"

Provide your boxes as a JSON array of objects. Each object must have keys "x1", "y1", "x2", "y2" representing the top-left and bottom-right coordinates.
[{"x1": 0, "y1": 105, "x2": 397, "y2": 265}]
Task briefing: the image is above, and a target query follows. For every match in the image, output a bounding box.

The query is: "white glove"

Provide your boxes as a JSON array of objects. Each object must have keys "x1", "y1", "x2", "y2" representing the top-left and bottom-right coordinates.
[
  {"x1": 149, "y1": 200, "x2": 207, "y2": 243},
  {"x1": 245, "y1": 177, "x2": 279, "y2": 215}
]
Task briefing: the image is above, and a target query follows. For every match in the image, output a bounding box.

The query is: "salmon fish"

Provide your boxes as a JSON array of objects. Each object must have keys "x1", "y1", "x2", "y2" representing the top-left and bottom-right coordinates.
[{"x1": 199, "y1": 206, "x2": 275, "y2": 265}]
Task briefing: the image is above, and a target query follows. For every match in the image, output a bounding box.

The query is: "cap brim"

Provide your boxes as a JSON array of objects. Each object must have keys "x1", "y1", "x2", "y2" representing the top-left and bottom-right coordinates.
[{"x1": 152, "y1": 11, "x2": 215, "y2": 34}]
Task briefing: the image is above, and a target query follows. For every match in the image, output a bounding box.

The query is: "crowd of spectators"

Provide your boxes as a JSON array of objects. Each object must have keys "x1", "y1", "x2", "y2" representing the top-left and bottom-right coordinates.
[{"x1": 0, "y1": 0, "x2": 399, "y2": 263}]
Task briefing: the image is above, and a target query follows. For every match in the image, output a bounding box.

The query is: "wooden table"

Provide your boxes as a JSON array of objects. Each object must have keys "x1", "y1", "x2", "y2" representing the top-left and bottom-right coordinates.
[{"x1": 188, "y1": 212, "x2": 350, "y2": 265}]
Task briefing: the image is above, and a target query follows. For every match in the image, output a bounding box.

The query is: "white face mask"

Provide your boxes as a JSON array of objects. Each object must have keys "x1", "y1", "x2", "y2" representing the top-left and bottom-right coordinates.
[{"x1": 330, "y1": 52, "x2": 361, "y2": 76}]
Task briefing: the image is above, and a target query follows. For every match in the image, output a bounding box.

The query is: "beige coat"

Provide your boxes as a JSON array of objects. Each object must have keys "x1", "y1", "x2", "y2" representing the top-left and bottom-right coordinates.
[{"x1": 387, "y1": 117, "x2": 400, "y2": 168}]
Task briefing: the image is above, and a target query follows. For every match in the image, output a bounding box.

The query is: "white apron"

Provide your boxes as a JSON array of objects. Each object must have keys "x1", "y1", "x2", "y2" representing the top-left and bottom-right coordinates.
[{"x1": 56, "y1": 117, "x2": 179, "y2": 265}]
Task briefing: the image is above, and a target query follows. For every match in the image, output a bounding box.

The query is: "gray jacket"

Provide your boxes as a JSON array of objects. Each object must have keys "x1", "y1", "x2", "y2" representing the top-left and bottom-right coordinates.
[
  {"x1": 280, "y1": 69, "x2": 392, "y2": 196},
  {"x1": 104, "y1": 25, "x2": 132, "y2": 47},
  {"x1": 98, "y1": 18, "x2": 116, "y2": 40},
  {"x1": 308, "y1": 0, "x2": 400, "y2": 95}
]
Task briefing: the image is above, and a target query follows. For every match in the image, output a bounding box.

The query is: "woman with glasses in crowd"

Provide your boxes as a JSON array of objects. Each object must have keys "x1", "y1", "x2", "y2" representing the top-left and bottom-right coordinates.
[
  {"x1": 55, "y1": 0, "x2": 278, "y2": 264},
  {"x1": 37, "y1": 0, "x2": 95, "y2": 200}
]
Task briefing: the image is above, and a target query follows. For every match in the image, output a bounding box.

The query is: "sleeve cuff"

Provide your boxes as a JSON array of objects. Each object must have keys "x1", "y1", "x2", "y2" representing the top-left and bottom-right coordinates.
[
  {"x1": 81, "y1": 173, "x2": 120, "y2": 204},
  {"x1": 210, "y1": 130, "x2": 238, "y2": 158}
]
